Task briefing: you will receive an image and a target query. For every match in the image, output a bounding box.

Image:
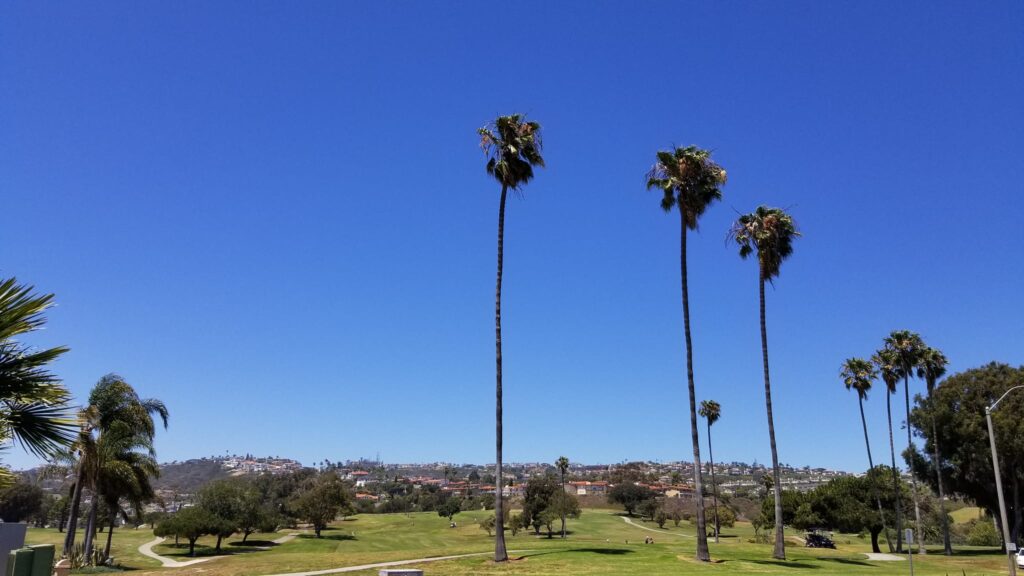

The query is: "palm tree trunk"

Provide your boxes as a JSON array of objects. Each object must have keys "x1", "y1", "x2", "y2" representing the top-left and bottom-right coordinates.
[
  {"x1": 887, "y1": 391, "x2": 904, "y2": 553},
  {"x1": 493, "y1": 184, "x2": 508, "y2": 563},
  {"x1": 83, "y1": 494, "x2": 99, "y2": 562},
  {"x1": 904, "y1": 375, "x2": 925, "y2": 554},
  {"x1": 104, "y1": 514, "x2": 115, "y2": 560},
  {"x1": 758, "y1": 273, "x2": 785, "y2": 560},
  {"x1": 59, "y1": 482, "x2": 75, "y2": 533},
  {"x1": 707, "y1": 421, "x2": 720, "y2": 543},
  {"x1": 861, "y1": 395, "x2": 893, "y2": 553},
  {"x1": 64, "y1": 466, "x2": 86, "y2": 555},
  {"x1": 928, "y1": 395, "x2": 952, "y2": 555},
  {"x1": 680, "y1": 212, "x2": 710, "y2": 562}
]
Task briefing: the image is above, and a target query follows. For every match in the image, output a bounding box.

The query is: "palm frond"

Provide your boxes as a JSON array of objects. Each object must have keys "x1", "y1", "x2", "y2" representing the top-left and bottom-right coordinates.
[{"x1": 2, "y1": 401, "x2": 76, "y2": 458}]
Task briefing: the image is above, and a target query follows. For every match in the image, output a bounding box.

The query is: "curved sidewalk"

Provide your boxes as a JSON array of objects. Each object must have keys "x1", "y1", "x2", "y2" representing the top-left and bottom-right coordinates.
[{"x1": 138, "y1": 537, "x2": 220, "y2": 567}]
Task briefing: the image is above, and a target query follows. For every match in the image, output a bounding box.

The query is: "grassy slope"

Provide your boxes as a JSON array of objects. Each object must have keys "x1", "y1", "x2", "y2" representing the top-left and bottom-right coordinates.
[{"x1": 27, "y1": 509, "x2": 1007, "y2": 576}]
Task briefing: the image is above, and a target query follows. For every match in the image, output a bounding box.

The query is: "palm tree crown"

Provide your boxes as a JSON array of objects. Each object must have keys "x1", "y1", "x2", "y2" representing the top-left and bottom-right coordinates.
[
  {"x1": 699, "y1": 400, "x2": 721, "y2": 426},
  {"x1": 478, "y1": 114, "x2": 544, "y2": 190},
  {"x1": 916, "y1": 347, "x2": 948, "y2": 393},
  {"x1": 730, "y1": 206, "x2": 800, "y2": 280},
  {"x1": 883, "y1": 330, "x2": 926, "y2": 379},
  {"x1": 872, "y1": 349, "x2": 901, "y2": 394},
  {"x1": 646, "y1": 146, "x2": 726, "y2": 227},
  {"x1": 841, "y1": 357, "x2": 877, "y2": 400},
  {"x1": 0, "y1": 278, "x2": 74, "y2": 472}
]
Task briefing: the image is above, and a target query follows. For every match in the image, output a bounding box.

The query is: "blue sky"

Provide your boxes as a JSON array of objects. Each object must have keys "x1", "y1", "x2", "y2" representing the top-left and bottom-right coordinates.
[{"x1": 2, "y1": 1, "x2": 1022, "y2": 472}]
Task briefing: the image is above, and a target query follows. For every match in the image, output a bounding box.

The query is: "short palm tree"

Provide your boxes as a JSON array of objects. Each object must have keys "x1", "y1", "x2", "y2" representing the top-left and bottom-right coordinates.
[
  {"x1": 555, "y1": 456, "x2": 570, "y2": 538},
  {"x1": 883, "y1": 330, "x2": 926, "y2": 554},
  {"x1": 917, "y1": 346, "x2": 951, "y2": 555},
  {"x1": 646, "y1": 145, "x2": 726, "y2": 562},
  {"x1": 841, "y1": 357, "x2": 892, "y2": 552},
  {"x1": 699, "y1": 400, "x2": 722, "y2": 543},
  {"x1": 873, "y1": 348, "x2": 904, "y2": 553},
  {"x1": 0, "y1": 277, "x2": 75, "y2": 484},
  {"x1": 63, "y1": 375, "x2": 168, "y2": 559},
  {"x1": 478, "y1": 114, "x2": 544, "y2": 562},
  {"x1": 730, "y1": 205, "x2": 799, "y2": 560}
]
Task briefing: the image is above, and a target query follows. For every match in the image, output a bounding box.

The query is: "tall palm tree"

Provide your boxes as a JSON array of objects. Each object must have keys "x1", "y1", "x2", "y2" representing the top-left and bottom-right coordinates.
[
  {"x1": 0, "y1": 277, "x2": 75, "y2": 484},
  {"x1": 699, "y1": 400, "x2": 722, "y2": 543},
  {"x1": 478, "y1": 114, "x2": 544, "y2": 563},
  {"x1": 730, "y1": 205, "x2": 799, "y2": 560},
  {"x1": 873, "y1": 348, "x2": 904, "y2": 553},
  {"x1": 884, "y1": 330, "x2": 926, "y2": 554},
  {"x1": 555, "y1": 456, "x2": 569, "y2": 538},
  {"x1": 63, "y1": 375, "x2": 168, "y2": 558},
  {"x1": 646, "y1": 145, "x2": 726, "y2": 562},
  {"x1": 917, "y1": 346, "x2": 951, "y2": 555},
  {"x1": 841, "y1": 357, "x2": 893, "y2": 552}
]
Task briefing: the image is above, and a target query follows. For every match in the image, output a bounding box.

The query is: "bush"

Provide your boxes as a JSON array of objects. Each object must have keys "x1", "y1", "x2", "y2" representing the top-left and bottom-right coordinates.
[{"x1": 966, "y1": 519, "x2": 1002, "y2": 546}]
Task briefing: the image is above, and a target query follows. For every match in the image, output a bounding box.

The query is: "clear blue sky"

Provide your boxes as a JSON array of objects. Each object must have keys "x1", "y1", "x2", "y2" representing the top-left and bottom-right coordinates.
[{"x1": 2, "y1": 1, "x2": 1022, "y2": 472}]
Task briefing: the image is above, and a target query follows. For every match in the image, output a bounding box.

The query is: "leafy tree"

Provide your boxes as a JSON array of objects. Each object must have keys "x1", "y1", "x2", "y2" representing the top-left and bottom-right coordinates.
[
  {"x1": 699, "y1": 399, "x2": 722, "y2": 542},
  {"x1": 291, "y1": 473, "x2": 351, "y2": 538},
  {"x1": 646, "y1": 145, "x2": 726, "y2": 562},
  {"x1": 555, "y1": 456, "x2": 570, "y2": 538},
  {"x1": 730, "y1": 205, "x2": 800, "y2": 560},
  {"x1": 197, "y1": 479, "x2": 243, "y2": 551},
  {"x1": 478, "y1": 113, "x2": 544, "y2": 563},
  {"x1": 908, "y1": 362, "x2": 1024, "y2": 549},
  {"x1": 521, "y1": 476, "x2": 558, "y2": 533},
  {"x1": 609, "y1": 462, "x2": 644, "y2": 485},
  {"x1": 0, "y1": 479, "x2": 44, "y2": 522},
  {"x1": 507, "y1": 512, "x2": 524, "y2": 536},
  {"x1": 916, "y1": 346, "x2": 952, "y2": 554},
  {"x1": 707, "y1": 505, "x2": 736, "y2": 529},
  {"x1": 437, "y1": 497, "x2": 461, "y2": 521},
  {"x1": 654, "y1": 509, "x2": 668, "y2": 529},
  {"x1": 883, "y1": 329, "x2": 927, "y2": 554},
  {"x1": 479, "y1": 514, "x2": 496, "y2": 536},
  {"x1": 154, "y1": 506, "x2": 220, "y2": 556},
  {"x1": 806, "y1": 467, "x2": 905, "y2": 553},
  {"x1": 841, "y1": 357, "x2": 893, "y2": 551},
  {"x1": 873, "y1": 348, "x2": 906, "y2": 552},
  {"x1": 547, "y1": 490, "x2": 581, "y2": 535},
  {"x1": 0, "y1": 278, "x2": 75, "y2": 485},
  {"x1": 639, "y1": 498, "x2": 659, "y2": 522},
  {"x1": 608, "y1": 484, "x2": 656, "y2": 517}
]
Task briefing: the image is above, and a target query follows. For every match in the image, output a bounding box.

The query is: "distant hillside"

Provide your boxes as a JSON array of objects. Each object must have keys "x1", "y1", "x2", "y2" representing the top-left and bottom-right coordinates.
[{"x1": 152, "y1": 458, "x2": 232, "y2": 493}]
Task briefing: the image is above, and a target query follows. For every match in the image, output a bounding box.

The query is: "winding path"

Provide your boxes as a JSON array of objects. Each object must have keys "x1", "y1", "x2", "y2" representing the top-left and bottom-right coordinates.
[
  {"x1": 137, "y1": 537, "x2": 220, "y2": 568},
  {"x1": 620, "y1": 515, "x2": 694, "y2": 538}
]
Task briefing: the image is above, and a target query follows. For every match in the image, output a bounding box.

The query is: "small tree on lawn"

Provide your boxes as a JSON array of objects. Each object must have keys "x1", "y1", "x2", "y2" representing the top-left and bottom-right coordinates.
[
  {"x1": 438, "y1": 497, "x2": 461, "y2": 521},
  {"x1": 154, "y1": 507, "x2": 219, "y2": 557},
  {"x1": 479, "y1": 514, "x2": 496, "y2": 536},
  {"x1": 291, "y1": 474, "x2": 350, "y2": 538},
  {"x1": 608, "y1": 484, "x2": 656, "y2": 517}
]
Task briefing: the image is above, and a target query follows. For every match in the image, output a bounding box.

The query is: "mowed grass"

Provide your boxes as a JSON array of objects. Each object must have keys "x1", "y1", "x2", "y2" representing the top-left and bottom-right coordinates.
[
  {"x1": 950, "y1": 506, "x2": 984, "y2": 524},
  {"x1": 26, "y1": 509, "x2": 1008, "y2": 575}
]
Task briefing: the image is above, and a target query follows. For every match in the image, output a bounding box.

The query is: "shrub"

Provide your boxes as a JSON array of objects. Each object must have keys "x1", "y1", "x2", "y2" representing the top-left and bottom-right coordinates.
[{"x1": 966, "y1": 519, "x2": 1002, "y2": 547}]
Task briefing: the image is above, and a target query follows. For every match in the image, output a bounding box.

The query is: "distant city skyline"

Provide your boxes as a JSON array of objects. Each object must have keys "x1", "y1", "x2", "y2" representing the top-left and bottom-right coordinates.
[{"x1": 3, "y1": 2, "x2": 1022, "y2": 473}]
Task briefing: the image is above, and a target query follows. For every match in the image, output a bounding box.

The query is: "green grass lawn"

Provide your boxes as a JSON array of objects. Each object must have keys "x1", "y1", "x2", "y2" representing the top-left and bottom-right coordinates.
[
  {"x1": 26, "y1": 509, "x2": 1009, "y2": 575},
  {"x1": 950, "y1": 506, "x2": 984, "y2": 524}
]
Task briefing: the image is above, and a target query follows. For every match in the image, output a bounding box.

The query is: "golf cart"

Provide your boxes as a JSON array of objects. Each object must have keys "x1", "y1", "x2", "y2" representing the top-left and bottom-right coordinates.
[{"x1": 805, "y1": 528, "x2": 837, "y2": 549}]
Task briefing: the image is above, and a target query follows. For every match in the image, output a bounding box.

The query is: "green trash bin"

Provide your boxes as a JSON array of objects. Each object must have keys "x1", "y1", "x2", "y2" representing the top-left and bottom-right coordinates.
[
  {"x1": 5, "y1": 548, "x2": 33, "y2": 576},
  {"x1": 27, "y1": 546, "x2": 53, "y2": 576}
]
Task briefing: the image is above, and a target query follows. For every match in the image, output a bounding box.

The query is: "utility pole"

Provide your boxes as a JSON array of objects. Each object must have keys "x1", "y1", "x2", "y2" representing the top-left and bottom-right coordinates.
[{"x1": 985, "y1": 385, "x2": 1023, "y2": 576}]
